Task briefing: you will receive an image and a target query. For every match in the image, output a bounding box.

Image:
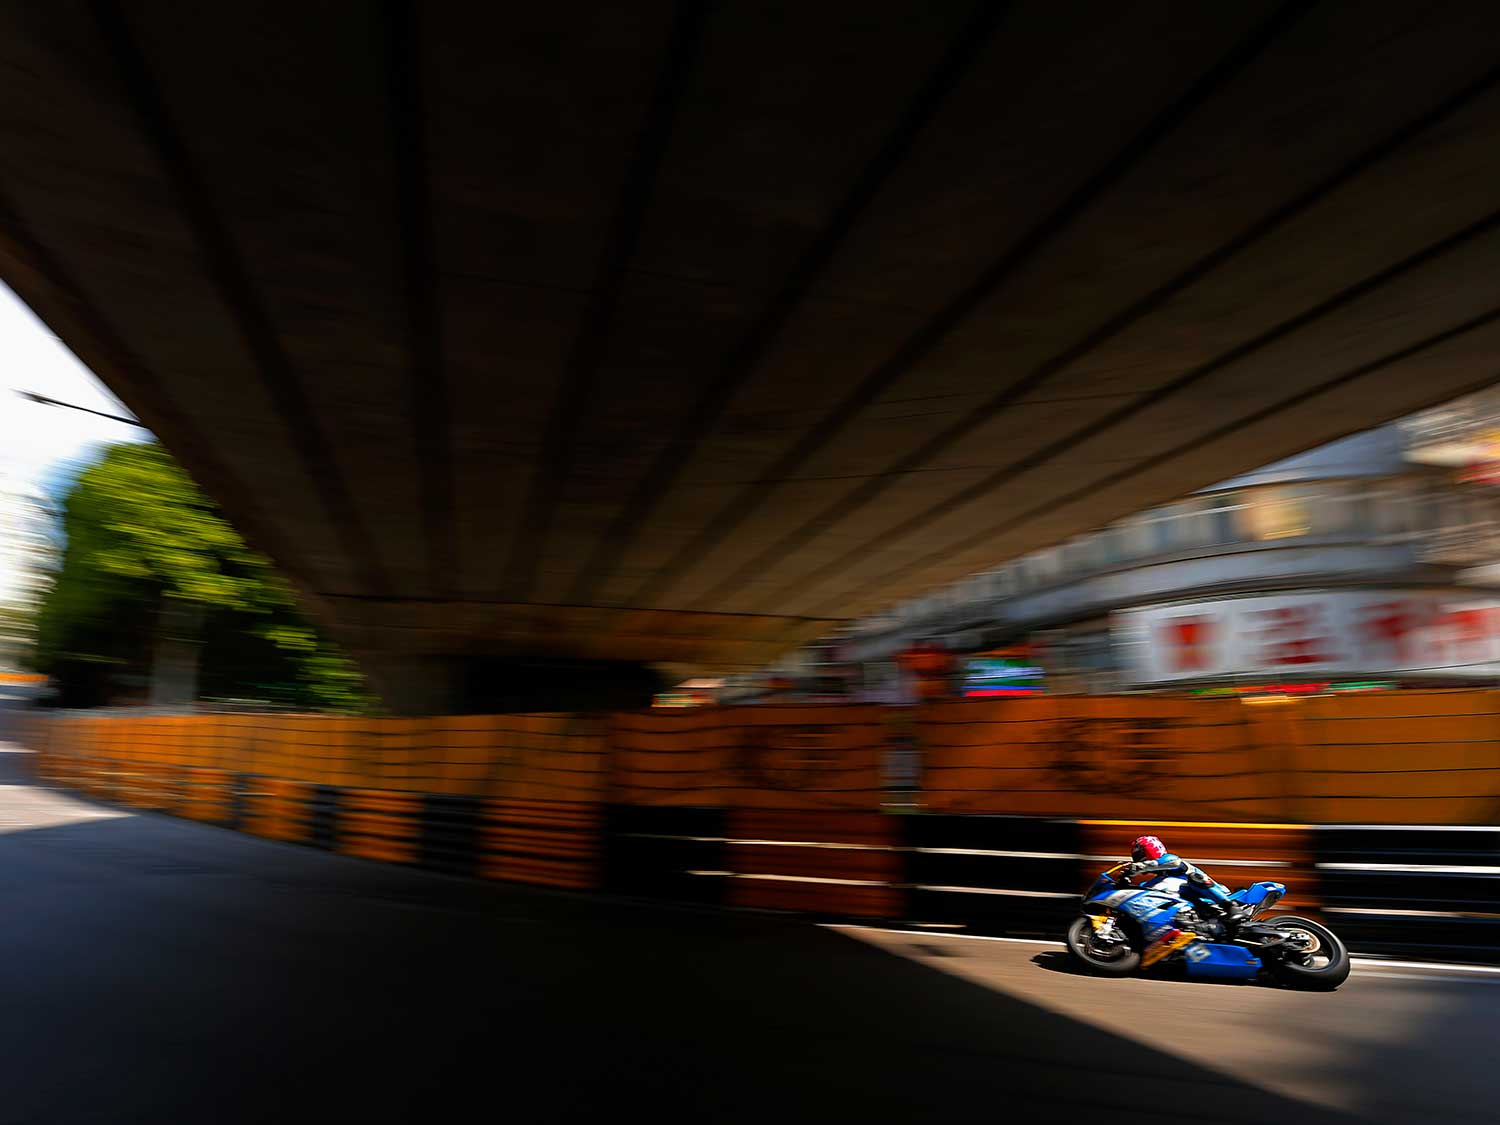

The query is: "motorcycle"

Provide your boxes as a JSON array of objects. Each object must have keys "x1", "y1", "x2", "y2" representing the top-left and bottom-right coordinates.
[{"x1": 1065, "y1": 862, "x2": 1350, "y2": 990}]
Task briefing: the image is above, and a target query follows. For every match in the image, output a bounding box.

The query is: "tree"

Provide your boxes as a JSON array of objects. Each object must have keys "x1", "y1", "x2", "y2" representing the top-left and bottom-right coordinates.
[{"x1": 33, "y1": 441, "x2": 372, "y2": 711}]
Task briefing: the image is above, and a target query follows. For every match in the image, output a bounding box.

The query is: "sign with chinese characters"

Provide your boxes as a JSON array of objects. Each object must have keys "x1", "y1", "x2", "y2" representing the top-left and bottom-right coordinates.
[{"x1": 1115, "y1": 591, "x2": 1500, "y2": 684}]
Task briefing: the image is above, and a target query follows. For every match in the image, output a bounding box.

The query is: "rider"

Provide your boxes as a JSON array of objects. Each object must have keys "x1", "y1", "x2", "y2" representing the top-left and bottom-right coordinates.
[{"x1": 1120, "y1": 835, "x2": 1249, "y2": 964}]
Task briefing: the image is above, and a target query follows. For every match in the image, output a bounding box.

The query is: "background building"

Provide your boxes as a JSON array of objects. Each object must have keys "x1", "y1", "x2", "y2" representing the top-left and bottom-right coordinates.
[
  {"x1": 761, "y1": 420, "x2": 1500, "y2": 699},
  {"x1": 0, "y1": 476, "x2": 54, "y2": 672}
]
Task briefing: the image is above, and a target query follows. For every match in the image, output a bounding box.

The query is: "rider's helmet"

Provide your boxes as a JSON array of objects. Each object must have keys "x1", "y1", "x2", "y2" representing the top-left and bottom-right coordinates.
[{"x1": 1131, "y1": 835, "x2": 1167, "y2": 862}]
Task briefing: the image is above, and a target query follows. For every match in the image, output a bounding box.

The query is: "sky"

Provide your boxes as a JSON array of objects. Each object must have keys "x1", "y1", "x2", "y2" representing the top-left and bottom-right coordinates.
[{"x1": 0, "y1": 280, "x2": 150, "y2": 600}]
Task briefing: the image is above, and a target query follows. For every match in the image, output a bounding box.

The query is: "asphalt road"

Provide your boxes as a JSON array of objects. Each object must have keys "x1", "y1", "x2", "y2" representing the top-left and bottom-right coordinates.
[{"x1": 0, "y1": 722, "x2": 1491, "y2": 1123}]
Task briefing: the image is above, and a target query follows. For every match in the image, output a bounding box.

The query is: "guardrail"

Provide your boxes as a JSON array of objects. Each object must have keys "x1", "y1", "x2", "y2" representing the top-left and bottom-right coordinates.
[
  {"x1": 600, "y1": 811, "x2": 1499, "y2": 961},
  {"x1": 1315, "y1": 825, "x2": 1500, "y2": 962}
]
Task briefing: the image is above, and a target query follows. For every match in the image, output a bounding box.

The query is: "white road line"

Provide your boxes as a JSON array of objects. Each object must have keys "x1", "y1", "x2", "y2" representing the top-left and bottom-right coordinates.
[
  {"x1": 1080, "y1": 855, "x2": 1290, "y2": 868},
  {"x1": 1323, "y1": 824, "x2": 1500, "y2": 832},
  {"x1": 730, "y1": 839, "x2": 898, "y2": 851},
  {"x1": 1346, "y1": 971, "x2": 1500, "y2": 986},
  {"x1": 704, "y1": 872, "x2": 893, "y2": 887},
  {"x1": 822, "y1": 924, "x2": 1060, "y2": 947},
  {"x1": 824, "y1": 924, "x2": 1500, "y2": 976},
  {"x1": 915, "y1": 885, "x2": 1077, "y2": 898},
  {"x1": 1328, "y1": 906, "x2": 1500, "y2": 920},
  {"x1": 918, "y1": 848, "x2": 1087, "y2": 859},
  {"x1": 622, "y1": 833, "x2": 898, "y2": 851},
  {"x1": 621, "y1": 838, "x2": 1295, "y2": 865},
  {"x1": 1317, "y1": 862, "x2": 1500, "y2": 874},
  {"x1": 1350, "y1": 958, "x2": 1500, "y2": 975}
]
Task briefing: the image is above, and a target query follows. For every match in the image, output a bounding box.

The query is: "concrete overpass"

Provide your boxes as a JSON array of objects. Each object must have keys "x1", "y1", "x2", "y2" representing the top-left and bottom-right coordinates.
[{"x1": 4, "y1": 2, "x2": 1500, "y2": 709}]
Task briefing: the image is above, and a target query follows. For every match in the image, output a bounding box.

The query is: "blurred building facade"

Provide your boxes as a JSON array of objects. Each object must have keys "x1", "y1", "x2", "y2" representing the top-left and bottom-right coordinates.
[
  {"x1": 0, "y1": 477, "x2": 54, "y2": 671},
  {"x1": 726, "y1": 418, "x2": 1500, "y2": 702}
]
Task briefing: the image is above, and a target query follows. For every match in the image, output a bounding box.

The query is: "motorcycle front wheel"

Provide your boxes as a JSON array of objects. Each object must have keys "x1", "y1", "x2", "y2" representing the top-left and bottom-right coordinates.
[
  {"x1": 1065, "y1": 916, "x2": 1141, "y2": 976},
  {"x1": 1265, "y1": 915, "x2": 1350, "y2": 990}
]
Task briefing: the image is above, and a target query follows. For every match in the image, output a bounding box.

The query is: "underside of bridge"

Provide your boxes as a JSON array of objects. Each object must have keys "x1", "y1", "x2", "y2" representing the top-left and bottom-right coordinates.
[{"x1": 4, "y1": 2, "x2": 1500, "y2": 709}]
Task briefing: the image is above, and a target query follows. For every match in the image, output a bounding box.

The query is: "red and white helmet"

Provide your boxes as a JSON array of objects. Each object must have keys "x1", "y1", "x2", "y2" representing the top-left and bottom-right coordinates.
[{"x1": 1131, "y1": 835, "x2": 1167, "y2": 862}]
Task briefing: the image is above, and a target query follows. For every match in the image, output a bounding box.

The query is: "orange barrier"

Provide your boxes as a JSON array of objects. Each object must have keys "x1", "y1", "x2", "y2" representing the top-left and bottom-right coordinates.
[
  {"x1": 609, "y1": 706, "x2": 886, "y2": 810},
  {"x1": 242, "y1": 779, "x2": 313, "y2": 843},
  {"x1": 339, "y1": 788, "x2": 422, "y2": 864},
  {"x1": 919, "y1": 693, "x2": 1500, "y2": 825},
  {"x1": 27, "y1": 711, "x2": 608, "y2": 796},
  {"x1": 178, "y1": 766, "x2": 234, "y2": 824},
  {"x1": 917, "y1": 696, "x2": 1282, "y2": 822},
  {"x1": 482, "y1": 799, "x2": 599, "y2": 889},
  {"x1": 1264, "y1": 691, "x2": 1500, "y2": 825},
  {"x1": 118, "y1": 759, "x2": 181, "y2": 812},
  {"x1": 24, "y1": 711, "x2": 611, "y2": 891},
  {"x1": 481, "y1": 715, "x2": 609, "y2": 804}
]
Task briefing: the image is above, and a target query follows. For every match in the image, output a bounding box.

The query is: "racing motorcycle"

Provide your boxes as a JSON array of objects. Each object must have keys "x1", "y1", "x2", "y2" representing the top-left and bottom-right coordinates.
[{"x1": 1065, "y1": 862, "x2": 1350, "y2": 990}]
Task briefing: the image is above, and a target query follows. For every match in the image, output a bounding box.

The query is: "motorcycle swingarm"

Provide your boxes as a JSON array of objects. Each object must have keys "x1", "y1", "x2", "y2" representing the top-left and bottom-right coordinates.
[{"x1": 1234, "y1": 927, "x2": 1291, "y2": 950}]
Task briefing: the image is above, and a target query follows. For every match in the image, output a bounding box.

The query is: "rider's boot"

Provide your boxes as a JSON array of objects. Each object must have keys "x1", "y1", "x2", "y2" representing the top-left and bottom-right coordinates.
[
  {"x1": 1221, "y1": 901, "x2": 1251, "y2": 928},
  {"x1": 1199, "y1": 897, "x2": 1250, "y2": 931}
]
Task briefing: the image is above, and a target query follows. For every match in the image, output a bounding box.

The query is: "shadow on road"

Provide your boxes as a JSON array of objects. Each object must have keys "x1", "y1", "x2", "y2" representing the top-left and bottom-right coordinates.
[
  {"x1": 1031, "y1": 948, "x2": 1088, "y2": 975},
  {"x1": 0, "y1": 764, "x2": 1369, "y2": 1124},
  {"x1": 1029, "y1": 947, "x2": 1261, "y2": 988}
]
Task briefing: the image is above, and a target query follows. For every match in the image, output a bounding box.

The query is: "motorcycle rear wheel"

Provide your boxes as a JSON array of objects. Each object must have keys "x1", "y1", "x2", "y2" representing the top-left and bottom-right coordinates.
[
  {"x1": 1066, "y1": 916, "x2": 1141, "y2": 976},
  {"x1": 1265, "y1": 915, "x2": 1350, "y2": 990}
]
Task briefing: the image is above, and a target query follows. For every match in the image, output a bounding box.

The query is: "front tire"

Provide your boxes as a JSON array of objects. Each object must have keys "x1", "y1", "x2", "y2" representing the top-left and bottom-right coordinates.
[
  {"x1": 1265, "y1": 915, "x2": 1350, "y2": 990},
  {"x1": 1066, "y1": 916, "x2": 1141, "y2": 977}
]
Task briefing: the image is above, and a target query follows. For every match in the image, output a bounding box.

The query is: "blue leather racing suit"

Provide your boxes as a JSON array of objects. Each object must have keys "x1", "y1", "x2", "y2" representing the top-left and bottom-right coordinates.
[{"x1": 1123, "y1": 852, "x2": 1240, "y2": 917}]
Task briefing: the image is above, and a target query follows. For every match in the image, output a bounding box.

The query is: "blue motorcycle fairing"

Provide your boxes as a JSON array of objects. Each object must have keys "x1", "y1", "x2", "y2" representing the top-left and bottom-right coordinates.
[
  {"x1": 1083, "y1": 886, "x2": 1186, "y2": 943},
  {"x1": 1081, "y1": 872, "x2": 1265, "y2": 980},
  {"x1": 1180, "y1": 942, "x2": 1261, "y2": 980}
]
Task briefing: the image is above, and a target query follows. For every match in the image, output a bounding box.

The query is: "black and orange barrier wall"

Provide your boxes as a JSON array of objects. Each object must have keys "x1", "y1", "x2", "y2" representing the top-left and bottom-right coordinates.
[
  {"x1": 29, "y1": 713, "x2": 608, "y2": 893},
  {"x1": 604, "y1": 809, "x2": 1500, "y2": 962},
  {"x1": 603, "y1": 706, "x2": 907, "y2": 916},
  {"x1": 18, "y1": 692, "x2": 1500, "y2": 954}
]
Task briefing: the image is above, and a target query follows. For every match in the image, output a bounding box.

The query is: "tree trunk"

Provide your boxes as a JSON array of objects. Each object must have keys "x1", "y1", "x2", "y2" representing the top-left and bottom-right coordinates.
[{"x1": 149, "y1": 596, "x2": 204, "y2": 708}]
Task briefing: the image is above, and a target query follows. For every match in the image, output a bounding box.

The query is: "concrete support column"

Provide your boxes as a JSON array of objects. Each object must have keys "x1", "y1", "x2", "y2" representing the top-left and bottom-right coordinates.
[
  {"x1": 364, "y1": 656, "x2": 461, "y2": 716},
  {"x1": 367, "y1": 655, "x2": 664, "y2": 715},
  {"x1": 149, "y1": 597, "x2": 203, "y2": 707}
]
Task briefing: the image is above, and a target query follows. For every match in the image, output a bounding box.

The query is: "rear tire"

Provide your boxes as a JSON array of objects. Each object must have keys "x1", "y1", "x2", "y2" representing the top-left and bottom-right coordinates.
[
  {"x1": 1066, "y1": 916, "x2": 1141, "y2": 977},
  {"x1": 1265, "y1": 915, "x2": 1350, "y2": 990}
]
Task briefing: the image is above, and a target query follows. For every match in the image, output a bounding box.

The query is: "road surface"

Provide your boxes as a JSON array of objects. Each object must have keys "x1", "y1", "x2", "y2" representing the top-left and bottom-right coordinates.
[{"x1": 0, "y1": 723, "x2": 1491, "y2": 1122}]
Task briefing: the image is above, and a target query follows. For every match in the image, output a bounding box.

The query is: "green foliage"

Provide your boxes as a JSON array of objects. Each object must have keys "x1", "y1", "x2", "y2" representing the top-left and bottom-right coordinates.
[
  {"x1": 60, "y1": 441, "x2": 274, "y2": 611},
  {"x1": 34, "y1": 441, "x2": 374, "y2": 711},
  {"x1": 0, "y1": 601, "x2": 38, "y2": 668}
]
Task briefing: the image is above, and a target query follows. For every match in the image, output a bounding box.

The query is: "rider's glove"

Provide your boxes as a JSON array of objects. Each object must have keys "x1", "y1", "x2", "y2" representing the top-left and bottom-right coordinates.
[{"x1": 1120, "y1": 862, "x2": 1142, "y2": 878}]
